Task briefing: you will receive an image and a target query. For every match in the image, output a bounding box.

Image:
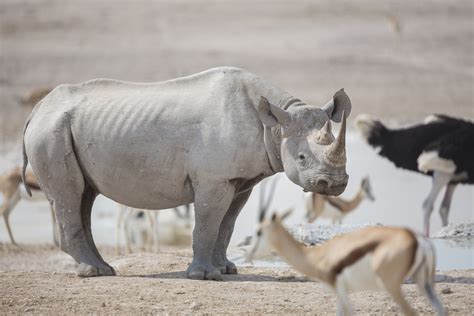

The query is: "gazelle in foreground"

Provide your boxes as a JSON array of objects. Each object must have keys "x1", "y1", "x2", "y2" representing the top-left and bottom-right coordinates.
[
  {"x1": 0, "y1": 166, "x2": 57, "y2": 245},
  {"x1": 250, "y1": 211, "x2": 446, "y2": 316},
  {"x1": 306, "y1": 176, "x2": 375, "y2": 224}
]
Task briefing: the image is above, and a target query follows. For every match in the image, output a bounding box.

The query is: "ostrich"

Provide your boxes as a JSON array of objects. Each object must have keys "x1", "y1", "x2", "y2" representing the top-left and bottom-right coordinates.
[{"x1": 355, "y1": 114, "x2": 474, "y2": 236}]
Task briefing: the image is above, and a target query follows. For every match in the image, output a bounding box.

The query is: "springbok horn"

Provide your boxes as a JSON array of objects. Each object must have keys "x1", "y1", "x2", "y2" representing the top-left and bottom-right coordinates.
[{"x1": 327, "y1": 110, "x2": 346, "y2": 164}]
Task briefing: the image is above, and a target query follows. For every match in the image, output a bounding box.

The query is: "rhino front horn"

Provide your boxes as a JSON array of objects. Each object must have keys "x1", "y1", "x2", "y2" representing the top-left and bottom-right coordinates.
[{"x1": 326, "y1": 110, "x2": 347, "y2": 165}]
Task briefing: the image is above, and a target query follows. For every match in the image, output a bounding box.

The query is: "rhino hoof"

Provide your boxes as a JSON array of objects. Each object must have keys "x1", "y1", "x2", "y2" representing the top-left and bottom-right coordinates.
[
  {"x1": 187, "y1": 264, "x2": 222, "y2": 281},
  {"x1": 218, "y1": 263, "x2": 238, "y2": 274},
  {"x1": 77, "y1": 263, "x2": 99, "y2": 277},
  {"x1": 77, "y1": 263, "x2": 116, "y2": 277},
  {"x1": 226, "y1": 265, "x2": 238, "y2": 274},
  {"x1": 207, "y1": 269, "x2": 223, "y2": 281}
]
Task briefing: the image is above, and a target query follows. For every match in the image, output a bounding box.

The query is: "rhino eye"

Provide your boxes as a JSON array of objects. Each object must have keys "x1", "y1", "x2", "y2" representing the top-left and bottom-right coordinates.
[{"x1": 298, "y1": 153, "x2": 306, "y2": 160}]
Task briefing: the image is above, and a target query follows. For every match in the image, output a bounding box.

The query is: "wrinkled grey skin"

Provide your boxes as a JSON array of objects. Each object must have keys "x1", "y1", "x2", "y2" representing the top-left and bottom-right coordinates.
[{"x1": 22, "y1": 67, "x2": 351, "y2": 280}]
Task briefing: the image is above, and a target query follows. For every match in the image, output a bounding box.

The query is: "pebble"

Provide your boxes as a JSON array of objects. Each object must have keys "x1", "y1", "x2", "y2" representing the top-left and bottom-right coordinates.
[
  {"x1": 441, "y1": 287, "x2": 453, "y2": 294},
  {"x1": 190, "y1": 302, "x2": 201, "y2": 311},
  {"x1": 24, "y1": 307, "x2": 34, "y2": 312},
  {"x1": 390, "y1": 306, "x2": 398, "y2": 312},
  {"x1": 101, "y1": 302, "x2": 106, "y2": 307}
]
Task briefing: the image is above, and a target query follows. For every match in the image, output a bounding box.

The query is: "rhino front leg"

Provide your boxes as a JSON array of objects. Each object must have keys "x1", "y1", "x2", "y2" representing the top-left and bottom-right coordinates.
[
  {"x1": 187, "y1": 180, "x2": 235, "y2": 281},
  {"x1": 213, "y1": 189, "x2": 252, "y2": 274}
]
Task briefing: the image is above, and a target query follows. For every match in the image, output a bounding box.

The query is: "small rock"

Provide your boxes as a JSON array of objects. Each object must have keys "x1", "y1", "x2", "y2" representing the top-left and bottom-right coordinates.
[
  {"x1": 139, "y1": 296, "x2": 144, "y2": 300},
  {"x1": 441, "y1": 287, "x2": 453, "y2": 294},
  {"x1": 101, "y1": 302, "x2": 106, "y2": 307},
  {"x1": 175, "y1": 291, "x2": 185, "y2": 295},
  {"x1": 24, "y1": 307, "x2": 34, "y2": 312},
  {"x1": 190, "y1": 302, "x2": 201, "y2": 311},
  {"x1": 390, "y1": 306, "x2": 398, "y2": 312}
]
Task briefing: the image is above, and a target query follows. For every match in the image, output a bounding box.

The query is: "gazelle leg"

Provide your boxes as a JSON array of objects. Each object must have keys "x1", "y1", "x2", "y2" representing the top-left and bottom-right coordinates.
[
  {"x1": 422, "y1": 171, "x2": 453, "y2": 237},
  {"x1": 145, "y1": 211, "x2": 153, "y2": 252},
  {"x1": 152, "y1": 212, "x2": 160, "y2": 253},
  {"x1": 115, "y1": 205, "x2": 125, "y2": 255},
  {"x1": 124, "y1": 209, "x2": 132, "y2": 254},
  {"x1": 420, "y1": 283, "x2": 446, "y2": 316},
  {"x1": 439, "y1": 183, "x2": 456, "y2": 227},
  {"x1": 1, "y1": 192, "x2": 20, "y2": 245},
  {"x1": 385, "y1": 286, "x2": 416, "y2": 316},
  {"x1": 335, "y1": 280, "x2": 352, "y2": 316}
]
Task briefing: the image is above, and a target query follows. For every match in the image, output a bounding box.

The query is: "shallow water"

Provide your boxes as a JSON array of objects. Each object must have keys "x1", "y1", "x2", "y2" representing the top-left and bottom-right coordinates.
[{"x1": 1, "y1": 131, "x2": 473, "y2": 270}]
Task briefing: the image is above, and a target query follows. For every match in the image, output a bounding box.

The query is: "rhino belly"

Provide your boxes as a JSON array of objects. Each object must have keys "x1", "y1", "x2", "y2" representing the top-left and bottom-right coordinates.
[{"x1": 73, "y1": 137, "x2": 194, "y2": 210}]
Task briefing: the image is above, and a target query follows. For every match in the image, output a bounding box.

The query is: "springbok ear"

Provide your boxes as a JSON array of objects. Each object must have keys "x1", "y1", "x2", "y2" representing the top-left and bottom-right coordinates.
[
  {"x1": 258, "y1": 96, "x2": 291, "y2": 127},
  {"x1": 322, "y1": 89, "x2": 352, "y2": 123},
  {"x1": 271, "y1": 213, "x2": 277, "y2": 222},
  {"x1": 280, "y1": 208, "x2": 293, "y2": 221}
]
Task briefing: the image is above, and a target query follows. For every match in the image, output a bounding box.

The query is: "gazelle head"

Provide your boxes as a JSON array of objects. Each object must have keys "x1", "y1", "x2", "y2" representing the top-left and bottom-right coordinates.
[
  {"x1": 360, "y1": 176, "x2": 375, "y2": 201},
  {"x1": 246, "y1": 208, "x2": 293, "y2": 261}
]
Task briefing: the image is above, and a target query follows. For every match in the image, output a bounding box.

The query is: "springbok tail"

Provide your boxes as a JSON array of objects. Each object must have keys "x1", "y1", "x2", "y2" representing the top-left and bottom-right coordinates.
[
  {"x1": 355, "y1": 114, "x2": 388, "y2": 147},
  {"x1": 413, "y1": 236, "x2": 446, "y2": 316}
]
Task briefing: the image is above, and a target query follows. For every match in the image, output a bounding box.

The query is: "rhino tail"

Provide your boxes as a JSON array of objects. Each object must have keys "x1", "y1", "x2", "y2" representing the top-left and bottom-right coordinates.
[{"x1": 22, "y1": 98, "x2": 47, "y2": 197}]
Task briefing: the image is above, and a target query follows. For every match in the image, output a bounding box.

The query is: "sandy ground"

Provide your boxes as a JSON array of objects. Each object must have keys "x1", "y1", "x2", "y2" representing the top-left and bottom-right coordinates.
[
  {"x1": 1, "y1": 1, "x2": 473, "y2": 314},
  {"x1": 0, "y1": 243, "x2": 473, "y2": 315}
]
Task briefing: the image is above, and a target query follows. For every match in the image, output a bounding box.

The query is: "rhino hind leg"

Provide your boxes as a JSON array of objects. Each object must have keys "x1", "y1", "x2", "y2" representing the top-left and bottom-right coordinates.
[
  {"x1": 187, "y1": 180, "x2": 236, "y2": 281},
  {"x1": 212, "y1": 189, "x2": 252, "y2": 274},
  {"x1": 26, "y1": 120, "x2": 114, "y2": 277},
  {"x1": 80, "y1": 184, "x2": 116, "y2": 275}
]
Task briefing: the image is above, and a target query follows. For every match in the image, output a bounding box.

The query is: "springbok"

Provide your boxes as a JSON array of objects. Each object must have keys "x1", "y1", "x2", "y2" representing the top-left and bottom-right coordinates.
[
  {"x1": 115, "y1": 204, "x2": 192, "y2": 255},
  {"x1": 250, "y1": 211, "x2": 446, "y2": 316},
  {"x1": 306, "y1": 177, "x2": 375, "y2": 224},
  {"x1": 115, "y1": 205, "x2": 159, "y2": 255},
  {"x1": 0, "y1": 166, "x2": 57, "y2": 245}
]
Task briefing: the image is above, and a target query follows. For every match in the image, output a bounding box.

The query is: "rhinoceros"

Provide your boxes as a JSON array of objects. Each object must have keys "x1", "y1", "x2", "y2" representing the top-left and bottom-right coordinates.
[{"x1": 22, "y1": 67, "x2": 351, "y2": 280}]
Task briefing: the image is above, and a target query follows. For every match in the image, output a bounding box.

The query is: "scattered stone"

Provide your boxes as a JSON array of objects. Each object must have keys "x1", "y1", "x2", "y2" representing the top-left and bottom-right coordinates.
[
  {"x1": 101, "y1": 302, "x2": 106, "y2": 307},
  {"x1": 390, "y1": 306, "x2": 398, "y2": 312},
  {"x1": 175, "y1": 291, "x2": 185, "y2": 295},
  {"x1": 441, "y1": 287, "x2": 453, "y2": 294},
  {"x1": 189, "y1": 302, "x2": 201, "y2": 311},
  {"x1": 24, "y1": 307, "x2": 34, "y2": 312}
]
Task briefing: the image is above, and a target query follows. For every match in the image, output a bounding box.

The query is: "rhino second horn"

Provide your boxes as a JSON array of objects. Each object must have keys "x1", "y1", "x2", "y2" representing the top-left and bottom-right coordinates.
[
  {"x1": 315, "y1": 120, "x2": 334, "y2": 145},
  {"x1": 326, "y1": 110, "x2": 347, "y2": 165}
]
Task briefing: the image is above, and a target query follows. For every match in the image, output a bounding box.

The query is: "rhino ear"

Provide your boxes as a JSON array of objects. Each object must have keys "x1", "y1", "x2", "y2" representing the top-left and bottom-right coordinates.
[
  {"x1": 322, "y1": 89, "x2": 352, "y2": 123},
  {"x1": 258, "y1": 96, "x2": 291, "y2": 127}
]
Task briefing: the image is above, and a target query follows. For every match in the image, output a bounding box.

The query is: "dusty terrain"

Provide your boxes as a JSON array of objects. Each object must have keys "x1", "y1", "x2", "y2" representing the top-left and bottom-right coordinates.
[
  {"x1": 0, "y1": 243, "x2": 473, "y2": 315},
  {"x1": 1, "y1": 0, "x2": 473, "y2": 314}
]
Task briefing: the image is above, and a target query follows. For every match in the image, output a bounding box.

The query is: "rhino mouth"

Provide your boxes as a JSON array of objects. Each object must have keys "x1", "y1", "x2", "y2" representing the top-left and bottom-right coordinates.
[{"x1": 303, "y1": 175, "x2": 348, "y2": 196}]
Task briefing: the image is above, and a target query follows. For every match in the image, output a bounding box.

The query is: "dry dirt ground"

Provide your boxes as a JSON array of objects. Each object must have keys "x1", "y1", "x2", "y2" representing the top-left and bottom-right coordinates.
[
  {"x1": 1, "y1": 1, "x2": 473, "y2": 314},
  {"x1": 0, "y1": 243, "x2": 473, "y2": 315}
]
